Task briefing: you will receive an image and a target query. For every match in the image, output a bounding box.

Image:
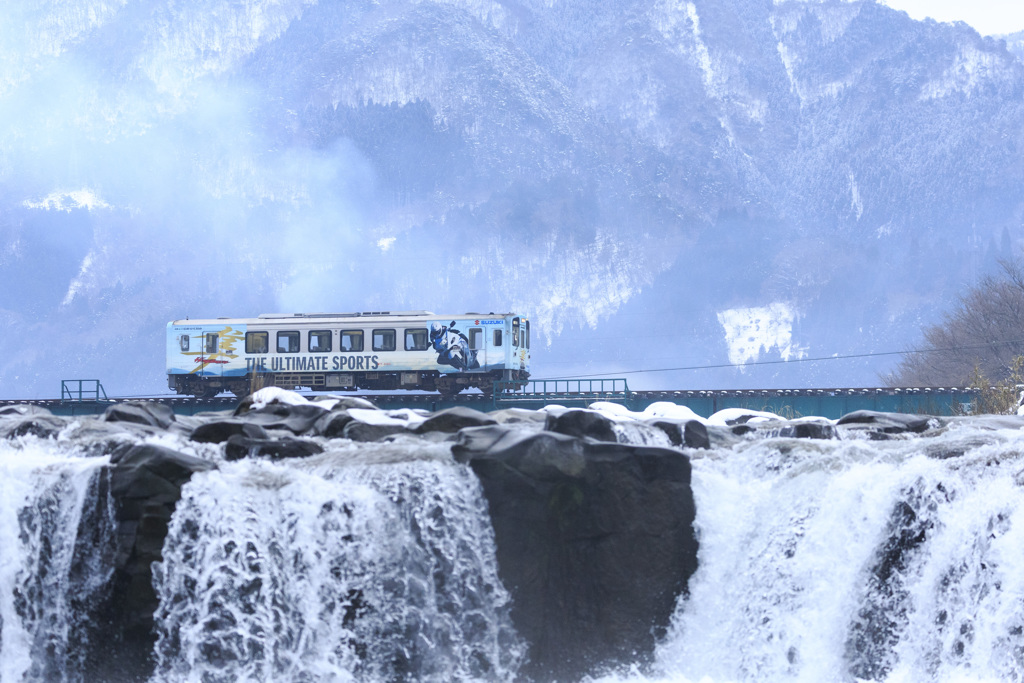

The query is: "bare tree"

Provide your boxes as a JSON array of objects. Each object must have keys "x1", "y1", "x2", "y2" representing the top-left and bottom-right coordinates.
[{"x1": 886, "y1": 259, "x2": 1024, "y2": 387}]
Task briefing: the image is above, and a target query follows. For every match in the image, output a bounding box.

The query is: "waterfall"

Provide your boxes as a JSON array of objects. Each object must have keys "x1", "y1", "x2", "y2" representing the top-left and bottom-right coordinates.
[
  {"x1": 0, "y1": 441, "x2": 114, "y2": 683},
  {"x1": 11, "y1": 408, "x2": 1024, "y2": 683},
  {"x1": 151, "y1": 441, "x2": 523, "y2": 682},
  {"x1": 646, "y1": 421, "x2": 1024, "y2": 683}
]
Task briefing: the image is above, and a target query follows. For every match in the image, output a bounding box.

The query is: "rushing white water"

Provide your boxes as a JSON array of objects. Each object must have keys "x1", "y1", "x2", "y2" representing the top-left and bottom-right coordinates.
[
  {"x1": 10, "y1": 407, "x2": 1024, "y2": 683},
  {"x1": 602, "y1": 420, "x2": 1024, "y2": 683},
  {"x1": 0, "y1": 439, "x2": 113, "y2": 683},
  {"x1": 151, "y1": 441, "x2": 523, "y2": 683}
]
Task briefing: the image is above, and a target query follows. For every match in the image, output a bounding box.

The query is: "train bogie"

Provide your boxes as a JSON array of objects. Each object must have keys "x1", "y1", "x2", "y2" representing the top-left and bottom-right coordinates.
[{"x1": 166, "y1": 311, "x2": 531, "y2": 398}]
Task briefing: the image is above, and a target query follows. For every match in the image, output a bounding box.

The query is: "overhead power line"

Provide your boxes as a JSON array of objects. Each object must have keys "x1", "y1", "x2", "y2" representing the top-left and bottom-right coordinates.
[{"x1": 534, "y1": 338, "x2": 1024, "y2": 381}]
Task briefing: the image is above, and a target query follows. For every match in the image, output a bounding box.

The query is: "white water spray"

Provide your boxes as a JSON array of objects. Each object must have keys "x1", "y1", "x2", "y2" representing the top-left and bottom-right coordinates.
[
  {"x1": 0, "y1": 440, "x2": 114, "y2": 683},
  {"x1": 151, "y1": 442, "x2": 523, "y2": 682},
  {"x1": 640, "y1": 422, "x2": 1024, "y2": 683}
]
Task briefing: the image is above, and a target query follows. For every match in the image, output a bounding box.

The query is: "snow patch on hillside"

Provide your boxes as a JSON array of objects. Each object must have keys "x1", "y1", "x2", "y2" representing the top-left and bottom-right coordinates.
[
  {"x1": 776, "y1": 38, "x2": 856, "y2": 105},
  {"x1": 718, "y1": 303, "x2": 806, "y2": 366},
  {"x1": 684, "y1": 3, "x2": 716, "y2": 95},
  {"x1": 1003, "y1": 31, "x2": 1024, "y2": 63},
  {"x1": 849, "y1": 172, "x2": 863, "y2": 220},
  {"x1": 439, "y1": 0, "x2": 512, "y2": 32},
  {"x1": 138, "y1": 0, "x2": 315, "y2": 94},
  {"x1": 23, "y1": 189, "x2": 111, "y2": 212},
  {"x1": 808, "y1": 2, "x2": 862, "y2": 44},
  {"x1": 774, "y1": 12, "x2": 858, "y2": 106},
  {"x1": 921, "y1": 43, "x2": 1011, "y2": 100},
  {"x1": 62, "y1": 250, "x2": 98, "y2": 306}
]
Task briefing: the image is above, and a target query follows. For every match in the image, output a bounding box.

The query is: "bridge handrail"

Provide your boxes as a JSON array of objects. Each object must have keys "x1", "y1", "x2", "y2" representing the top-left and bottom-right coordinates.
[
  {"x1": 61, "y1": 379, "x2": 109, "y2": 402},
  {"x1": 493, "y1": 377, "x2": 631, "y2": 397}
]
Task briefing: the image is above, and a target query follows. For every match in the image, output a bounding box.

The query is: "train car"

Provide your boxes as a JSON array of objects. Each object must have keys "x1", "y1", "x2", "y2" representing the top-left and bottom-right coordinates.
[{"x1": 166, "y1": 311, "x2": 531, "y2": 398}]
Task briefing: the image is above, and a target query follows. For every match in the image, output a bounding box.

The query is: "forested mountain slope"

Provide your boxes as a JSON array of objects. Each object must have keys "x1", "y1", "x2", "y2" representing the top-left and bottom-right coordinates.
[{"x1": 1, "y1": 0, "x2": 1022, "y2": 394}]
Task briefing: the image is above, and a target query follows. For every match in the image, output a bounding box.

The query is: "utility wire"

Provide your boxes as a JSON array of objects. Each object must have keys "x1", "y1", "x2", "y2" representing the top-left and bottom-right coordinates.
[
  {"x1": 533, "y1": 338, "x2": 1024, "y2": 381},
  {"x1": 47, "y1": 339, "x2": 1024, "y2": 396}
]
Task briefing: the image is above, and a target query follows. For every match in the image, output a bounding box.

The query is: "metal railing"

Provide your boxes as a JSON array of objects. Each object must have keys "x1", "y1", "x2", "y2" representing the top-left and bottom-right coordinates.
[
  {"x1": 493, "y1": 377, "x2": 631, "y2": 399},
  {"x1": 61, "y1": 379, "x2": 109, "y2": 402}
]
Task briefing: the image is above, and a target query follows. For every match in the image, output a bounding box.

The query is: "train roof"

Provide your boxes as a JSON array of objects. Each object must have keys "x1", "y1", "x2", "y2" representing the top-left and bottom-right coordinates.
[{"x1": 169, "y1": 311, "x2": 523, "y2": 325}]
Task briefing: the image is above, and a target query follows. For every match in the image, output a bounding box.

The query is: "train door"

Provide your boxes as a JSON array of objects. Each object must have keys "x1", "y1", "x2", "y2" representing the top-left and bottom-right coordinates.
[
  {"x1": 469, "y1": 326, "x2": 485, "y2": 369},
  {"x1": 204, "y1": 331, "x2": 220, "y2": 378},
  {"x1": 523, "y1": 319, "x2": 530, "y2": 365},
  {"x1": 511, "y1": 317, "x2": 524, "y2": 370}
]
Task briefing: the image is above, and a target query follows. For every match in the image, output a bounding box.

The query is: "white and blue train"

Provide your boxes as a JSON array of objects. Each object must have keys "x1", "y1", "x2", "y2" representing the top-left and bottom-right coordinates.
[{"x1": 166, "y1": 311, "x2": 531, "y2": 398}]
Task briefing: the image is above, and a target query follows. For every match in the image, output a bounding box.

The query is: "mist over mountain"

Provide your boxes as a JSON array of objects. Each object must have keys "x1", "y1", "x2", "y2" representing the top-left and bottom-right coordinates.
[{"x1": 2, "y1": 0, "x2": 1023, "y2": 397}]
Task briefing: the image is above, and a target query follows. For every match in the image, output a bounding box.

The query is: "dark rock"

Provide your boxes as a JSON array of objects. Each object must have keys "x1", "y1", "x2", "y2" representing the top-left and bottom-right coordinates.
[
  {"x1": 544, "y1": 408, "x2": 617, "y2": 442},
  {"x1": 342, "y1": 419, "x2": 409, "y2": 442},
  {"x1": 0, "y1": 403, "x2": 53, "y2": 416},
  {"x1": 0, "y1": 414, "x2": 69, "y2": 439},
  {"x1": 683, "y1": 420, "x2": 711, "y2": 448},
  {"x1": 110, "y1": 444, "x2": 216, "y2": 502},
  {"x1": 647, "y1": 419, "x2": 684, "y2": 446},
  {"x1": 645, "y1": 419, "x2": 712, "y2": 449},
  {"x1": 413, "y1": 406, "x2": 497, "y2": 434},
  {"x1": 315, "y1": 395, "x2": 379, "y2": 410},
  {"x1": 776, "y1": 421, "x2": 838, "y2": 439},
  {"x1": 236, "y1": 403, "x2": 327, "y2": 434},
  {"x1": 165, "y1": 414, "x2": 206, "y2": 438},
  {"x1": 102, "y1": 402, "x2": 175, "y2": 430},
  {"x1": 224, "y1": 434, "x2": 325, "y2": 460},
  {"x1": 189, "y1": 419, "x2": 270, "y2": 443},
  {"x1": 235, "y1": 393, "x2": 376, "y2": 415},
  {"x1": 722, "y1": 419, "x2": 838, "y2": 441},
  {"x1": 314, "y1": 409, "x2": 354, "y2": 438},
  {"x1": 837, "y1": 410, "x2": 939, "y2": 435},
  {"x1": 453, "y1": 425, "x2": 698, "y2": 681},
  {"x1": 233, "y1": 394, "x2": 258, "y2": 415},
  {"x1": 488, "y1": 408, "x2": 548, "y2": 425},
  {"x1": 58, "y1": 421, "x2": 146, "y2": 458},
  {"x1": 720, "y1": 412, "x2": 760, "y2": 426},
  {"x1": 97, "y1": 444, "x2": 216, "y2": 681}
]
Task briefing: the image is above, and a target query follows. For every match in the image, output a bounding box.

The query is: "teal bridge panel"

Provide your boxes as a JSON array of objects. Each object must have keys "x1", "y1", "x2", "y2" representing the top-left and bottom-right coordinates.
[
  {"x1": 490, "y1": 379, "x2": 978, "y2": 420},
  {"x1": 6, "y1": 378, "x2": 981, "y2": 419}
]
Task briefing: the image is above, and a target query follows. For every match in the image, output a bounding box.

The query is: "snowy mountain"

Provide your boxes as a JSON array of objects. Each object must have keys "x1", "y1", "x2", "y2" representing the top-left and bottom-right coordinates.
[
  {"x1": 1002, "y1": 30, "x2": 1024, "y2": 63},
  {"x1": 2, "y1": 0, "x2": 1024, "y2": 396}
]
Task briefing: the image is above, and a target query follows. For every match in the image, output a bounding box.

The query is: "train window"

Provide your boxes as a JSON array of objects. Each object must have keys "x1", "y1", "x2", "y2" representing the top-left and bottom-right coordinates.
[
  {"x1": 512, "y1": 318, "x2": 520, "y2": 347},
  {"x1": 405, "y1": 328, "x2": 429, "y2": 351},
  {"x1": 493, "y1": 329, "x2": 502, "y2": 347},
  {"x1": 469, "y1": 328, "x2": 483, "y2": 350},
  {"x1": 245, "y1": 331, "x2": 269, "y2": 354},
  {"x1": 308, "y1": 330, "x2": 331, "y2": 353},
  {"x1": 524, "y1": 320, "x2": 530, "y2": 349},
  {"x1": 373, "y1": 329, "x2": 396, "y2": 352},
  {"x1": 277, "y1": 331, "x2": 300, "y2": 353},
  {"x1": 341, "y1": 330, "x2": 363, "y2": 352},
  {"x1": 180, "y1": 335, "x2": 190, "y2": 352},
  {"x1": 205, "y1": 333, "x2": 218, "y2": 354}
]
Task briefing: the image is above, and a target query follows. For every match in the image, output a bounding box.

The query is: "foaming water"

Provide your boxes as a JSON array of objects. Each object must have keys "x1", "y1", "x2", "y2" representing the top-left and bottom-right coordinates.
[
  {"x1": 630, "y1": 422, "x2": 1024, "y2": 683},
  {"x1": 611, "y1": 422, "x2": 675, "y2": 447},
  {"x1": 0, "y1": 440, "x2": 113, "y2": 683},
  {"x1": 152, "y1": 442, "x2": 523, "y2": 682},
  {"x1": 10, "y1": 407, "x2": 1024, "y2": 683}
]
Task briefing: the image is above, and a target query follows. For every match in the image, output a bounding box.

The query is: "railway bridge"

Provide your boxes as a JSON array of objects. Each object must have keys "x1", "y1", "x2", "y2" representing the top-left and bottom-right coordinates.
[{"x1": 0, "y1": 379, "x2": 980, "y2": 420}]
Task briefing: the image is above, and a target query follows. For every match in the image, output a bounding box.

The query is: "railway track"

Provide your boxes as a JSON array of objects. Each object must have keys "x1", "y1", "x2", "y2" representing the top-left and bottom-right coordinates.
[{"x1": 0, "y1": 386, "x2": 978, "y2": 420}]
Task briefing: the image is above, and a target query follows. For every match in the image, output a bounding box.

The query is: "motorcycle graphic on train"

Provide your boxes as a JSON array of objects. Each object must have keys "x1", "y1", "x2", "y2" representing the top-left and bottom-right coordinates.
[{"x1": 428, "y1": 321, "x2": 480, "y2": 371}]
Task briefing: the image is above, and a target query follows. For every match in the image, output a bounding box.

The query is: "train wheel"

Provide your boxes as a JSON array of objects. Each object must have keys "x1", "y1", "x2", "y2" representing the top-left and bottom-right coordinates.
[
  {"x1": 197, "y1": 386, "x2": 220, "y2": 399},
  {"x1": 436, "y1": 377, "x2": 459, "y2": 399}
]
